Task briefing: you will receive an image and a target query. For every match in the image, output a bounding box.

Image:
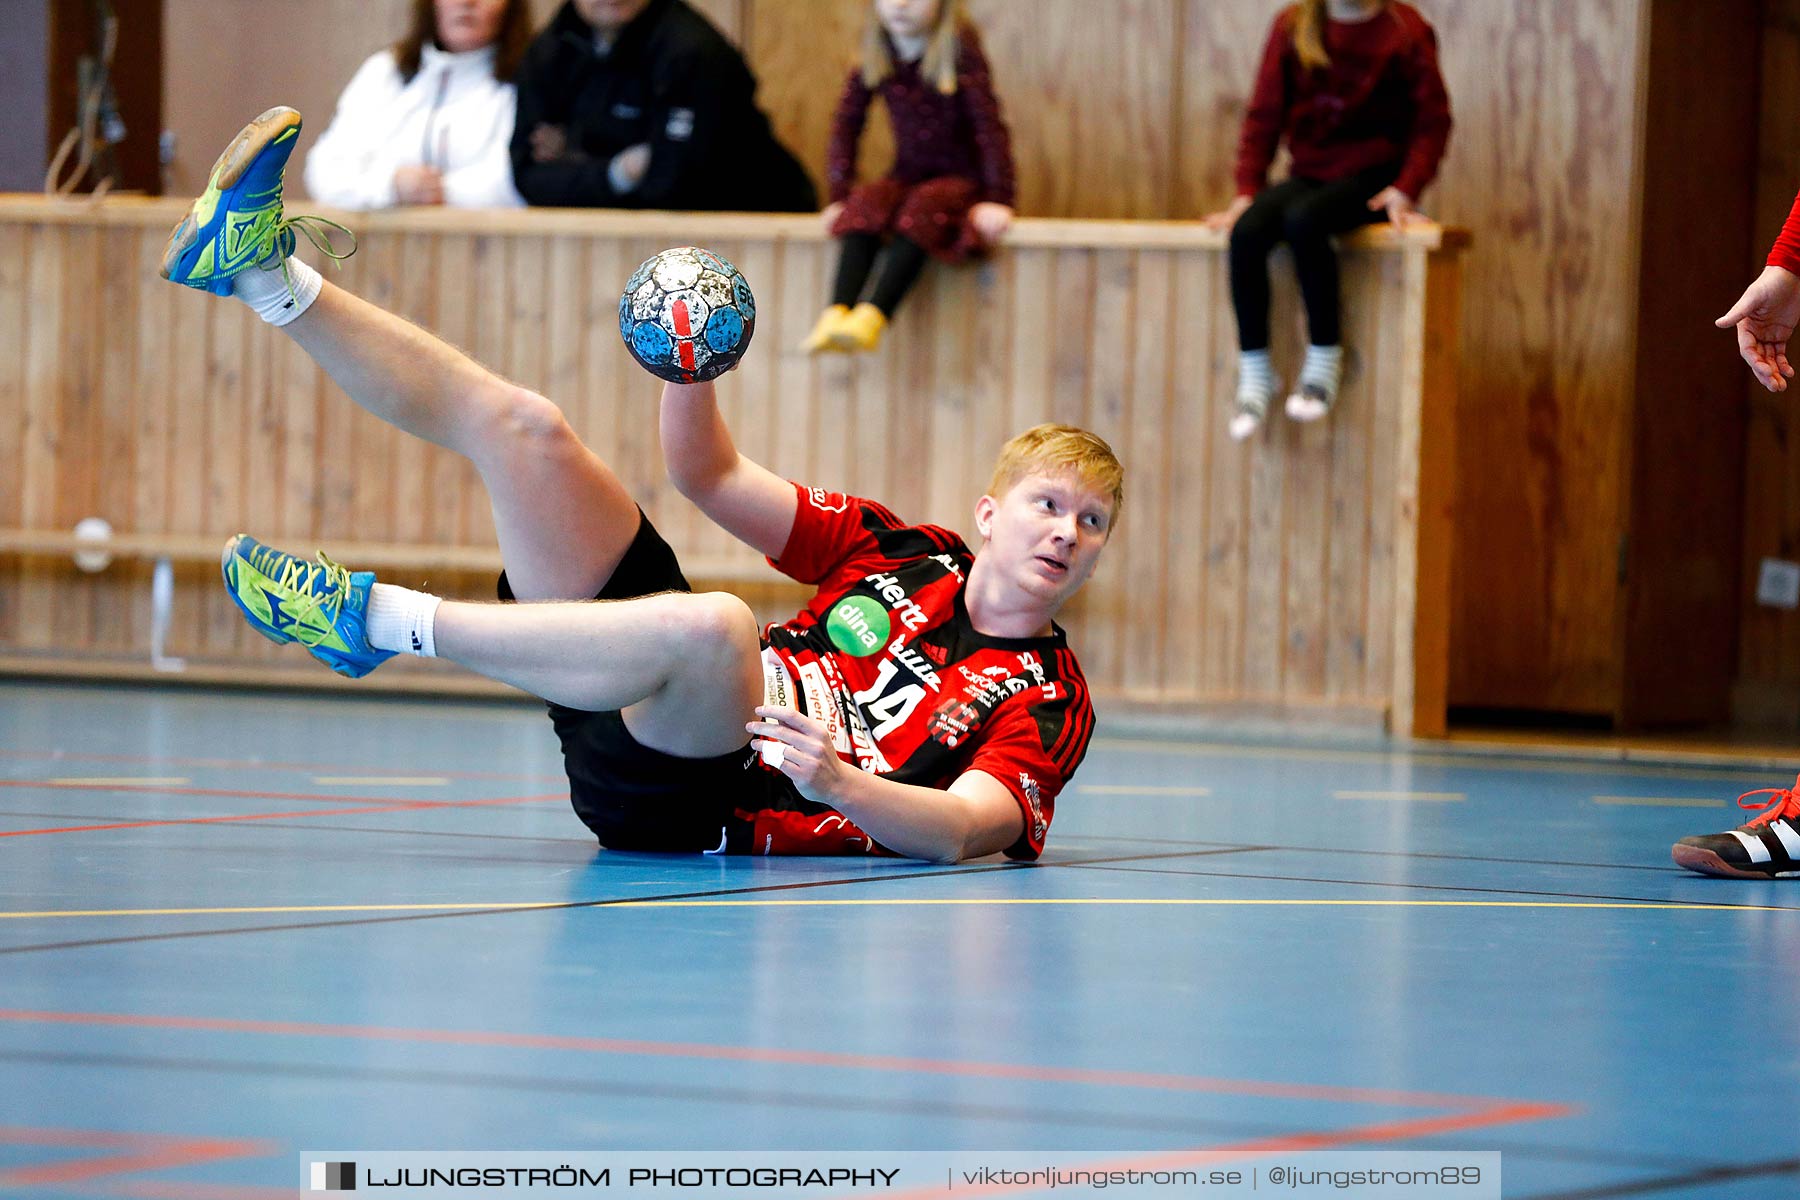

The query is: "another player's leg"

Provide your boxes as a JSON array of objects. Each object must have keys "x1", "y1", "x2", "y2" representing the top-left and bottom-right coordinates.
[
  {"x1": 162, "y1": 107, "x2": 640, "y2": 602},
  {"x1": 275, "y1": 286, "x2": 640, "y2": 601},
  {"x1": 1672, "y1": 777, "x2": 1800, "y2": 879}
]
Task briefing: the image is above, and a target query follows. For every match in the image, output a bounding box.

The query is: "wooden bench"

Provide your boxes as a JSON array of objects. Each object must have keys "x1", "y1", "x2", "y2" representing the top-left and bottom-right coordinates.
[
  {"x1": 0, "y1": 198, "x2": 1466, "y2": 732},
  {"x1": 0, "y1": 528, "x2": 803, "y2": 694}
]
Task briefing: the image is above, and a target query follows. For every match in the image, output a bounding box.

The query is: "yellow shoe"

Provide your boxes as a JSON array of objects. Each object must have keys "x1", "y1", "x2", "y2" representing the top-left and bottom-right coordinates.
[
  {"x1": 830, "y1": 302, "x2": 888, "y2": 353},
  {"x1": 800, "y1": 304, "x2": 851, "y2": 354}
]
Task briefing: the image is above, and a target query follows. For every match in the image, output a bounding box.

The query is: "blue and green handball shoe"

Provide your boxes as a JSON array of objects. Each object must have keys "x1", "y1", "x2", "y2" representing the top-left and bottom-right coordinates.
[
  {"x1": 221, "y1": 534, "x2": 395, "y2": 679},
  {"x1": 160, "y1": 107, "x2": 353, "y2": 296}
]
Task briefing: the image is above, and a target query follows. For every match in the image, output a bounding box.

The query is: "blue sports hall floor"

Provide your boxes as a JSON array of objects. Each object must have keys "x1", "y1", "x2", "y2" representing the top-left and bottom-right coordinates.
[{"x1": 0, "y1": 678, "x2": 1796, "y2": 1199}]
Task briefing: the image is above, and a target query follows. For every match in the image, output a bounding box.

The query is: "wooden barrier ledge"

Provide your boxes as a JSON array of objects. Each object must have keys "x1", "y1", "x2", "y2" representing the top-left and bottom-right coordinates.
[{"x1": 0, "y1": 197, "x2": 1466, "y2": 735}]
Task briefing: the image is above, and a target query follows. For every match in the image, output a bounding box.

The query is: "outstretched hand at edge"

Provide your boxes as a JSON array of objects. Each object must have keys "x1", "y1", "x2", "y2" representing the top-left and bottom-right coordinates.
[{"x1": 1718, "y1": 264, "x2": 1800, "y2": 393}]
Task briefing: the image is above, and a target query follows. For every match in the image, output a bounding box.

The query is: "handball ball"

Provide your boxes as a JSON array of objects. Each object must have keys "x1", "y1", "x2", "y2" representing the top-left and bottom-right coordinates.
[{"x1": 618, "y1": 247, "x2": 755, "y2": 383}]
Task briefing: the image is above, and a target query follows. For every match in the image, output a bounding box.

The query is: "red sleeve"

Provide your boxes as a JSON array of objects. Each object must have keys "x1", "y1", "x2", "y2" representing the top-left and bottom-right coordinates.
[
  {"x1": 1234, "y1": 12, "x2": 1294, "y2": 197},
  {"x1": 956, "y1": 29, "x2": 1016, "y2": 207},
  {"x1": 826, "y1": 68, "x2": 874, "y2": 204},
  {"x1": 965, "y1": 671, "x2": 1094, "y2": 861},
  {"x1": 1770, "y1": 189, "x2": 1800, "y2": 276},
  {"x1": 768, "y1": 482, "x2": 909, "y2": 585},
  {"x1": 1393, "y1": 17, "x2": 1452, "y2": 201}
]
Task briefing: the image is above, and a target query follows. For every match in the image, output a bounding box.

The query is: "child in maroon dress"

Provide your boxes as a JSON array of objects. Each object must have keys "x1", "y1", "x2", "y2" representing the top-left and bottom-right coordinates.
[
  {"x1": 1206, "y1": 0, "x2": 1451, "y2": 440},
  {"x1": 802, "y1": 0, "x2": 1016, "y2": 355}
]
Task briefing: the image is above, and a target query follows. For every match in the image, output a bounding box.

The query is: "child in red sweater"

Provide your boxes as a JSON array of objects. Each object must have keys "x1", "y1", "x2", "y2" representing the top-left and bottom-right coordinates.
[
  {"x1": 1206, "y1": 0, "x2": 1451, "y2": 440},
  {"x1": 802, "y1": 0, "x2": 1016, "y2": 355}
]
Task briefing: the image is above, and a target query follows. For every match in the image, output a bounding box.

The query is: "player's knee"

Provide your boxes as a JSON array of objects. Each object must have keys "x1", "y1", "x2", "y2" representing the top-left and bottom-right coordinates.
[
  {"x1": 680, "y1": 592, "x2": 762, "y2": 672},
  {"x1": 485, "y1": 386, "x2": 578, "y2": 453}
]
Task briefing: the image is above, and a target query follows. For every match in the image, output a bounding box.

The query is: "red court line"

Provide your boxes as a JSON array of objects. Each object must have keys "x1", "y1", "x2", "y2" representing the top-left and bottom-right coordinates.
[
  {"x1": 0, "y1": 778, "x2": 458, "y2": 803},
  {"x1": 0, "y1": 1008, "x2": 1562, "y2": 1115},
  {"x1": 0, "y1": 1125, "x2": 273, "y2": 1187},
  {"x1": 0, "y1": 746, "x2": 563, "y2": 783},
  {"x1": 99, "y1": 1184, "x2": 296, "y2": 1200},
  {"x1": 0, "y1": 793, "x2": 564, "y2": 839}
]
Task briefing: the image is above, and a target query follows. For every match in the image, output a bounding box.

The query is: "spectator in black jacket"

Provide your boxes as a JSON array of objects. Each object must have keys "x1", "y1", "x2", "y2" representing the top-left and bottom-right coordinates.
[{"x1": 512, "y1": 0, "x2": 816, "y2": 211}]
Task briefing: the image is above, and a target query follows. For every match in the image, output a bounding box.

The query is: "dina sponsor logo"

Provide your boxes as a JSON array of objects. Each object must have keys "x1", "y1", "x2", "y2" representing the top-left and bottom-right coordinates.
[{"x1": 826, "y1": 596, "x2": 890, "y2": 657}]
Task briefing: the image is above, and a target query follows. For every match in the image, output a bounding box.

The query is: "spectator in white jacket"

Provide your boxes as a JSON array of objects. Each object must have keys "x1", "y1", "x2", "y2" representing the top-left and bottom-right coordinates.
[{"x1": 304, "y1": 0, "x2": 534, "y2": 210}]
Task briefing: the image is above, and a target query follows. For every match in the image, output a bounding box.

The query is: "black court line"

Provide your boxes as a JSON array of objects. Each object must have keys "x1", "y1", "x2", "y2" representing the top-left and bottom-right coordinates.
[
  {"x1": 0, "y1": 847, "x2": 1258, "y2": 957},
  {"x1": 1455, "y1": 1140, "x2": 1714, "y2": 1174},
  {"x1": 1052, "y1": 862, "x2": 1800, "y2": 910},
  {"x1": 1063, "y1": 834, "x2": 1717, "y2": 876},
  {"x1": 0, "y1": 1048, "x2": 1277, "y2": 1138},
  {"x1": 0, "y1": 845, "x2": 1267, "y2": 957},
  {"x1": 1519, "y1": 1156, "x2": 1800, "y2": 1199},
  {"x1": 1090, "y1": 737, "x2": 1796, "y2": 778}
]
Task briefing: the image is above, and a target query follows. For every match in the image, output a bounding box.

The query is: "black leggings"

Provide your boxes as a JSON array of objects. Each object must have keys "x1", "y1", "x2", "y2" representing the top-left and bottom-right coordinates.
[
  {"x1": 1228, "y1": 165, "x2": 1396, "y2": 351},
  {"x1": 831, "y1": 233, "x2": 931, "y2": 316}
]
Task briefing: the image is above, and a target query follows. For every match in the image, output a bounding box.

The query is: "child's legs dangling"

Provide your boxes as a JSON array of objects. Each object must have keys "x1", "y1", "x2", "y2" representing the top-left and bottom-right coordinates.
[
  {"x1": 1280, "y1": 167, "x2": 1393, "y2": 418},
  {"x1": 831, "y1": 233, "x2": 883, "y2": 308},
  {"x1": 1280, "y1": 172, "x2": 1389, "y2": 348},
  {"x1": 805, "y1": 180, "x2": 906, "y2": 353},
  {"x1": 875, "y1": 177, "x2": 978, "y2": 320},
  {"x1": 1226, "y1": 180, "x2": 1313, "y2": 437},
  {"x1": 1228, "y1": 179, "x2": 1316, "y2": 351},
  {"x1": 868, "y1": 237, "x2": 929, "y2": 316}
]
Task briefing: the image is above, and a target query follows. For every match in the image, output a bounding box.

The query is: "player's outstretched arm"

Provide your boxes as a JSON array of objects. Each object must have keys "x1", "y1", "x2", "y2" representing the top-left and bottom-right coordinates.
[
  {"x1": 753, "y1": 706, "x2": 1025, "y2": 863},
  {"x1": 660, "y1": 380, "x2": 798, "y2": 559}
]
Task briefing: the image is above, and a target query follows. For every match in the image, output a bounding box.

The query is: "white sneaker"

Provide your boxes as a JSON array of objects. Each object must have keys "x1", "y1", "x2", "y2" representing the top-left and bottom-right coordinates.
[
  {"x1": 1285, "y1": 385, "x2": 1332, "y2": 423},
  {"x1": 1228, "y1": 409, "x2": 1264, "y2": 441}
]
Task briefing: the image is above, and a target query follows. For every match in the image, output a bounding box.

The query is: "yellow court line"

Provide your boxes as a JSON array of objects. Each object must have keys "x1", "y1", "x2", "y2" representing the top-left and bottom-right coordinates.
[
  {"x1": 1077, "y1": 785, "x2": 1212, "y2": 796},
  {"x1": 1592, "y1": 795, "x2": 1727, "y2": 808},
  {"x1": 1093, "y1": 738, "x2": 1787, "y2": 783},
  {"x1": 312, "y1": 776, "x2": 451, "y2": 787},
  {"x1": 1332, "y1": 790, "x2": 1465, "y2": 802},
  {"x1": 45, "y1": 777, "x2": 192, "y2": 787},
  {"x1": 1, "y1": 897, "x2": 1791, "y2": 919}
]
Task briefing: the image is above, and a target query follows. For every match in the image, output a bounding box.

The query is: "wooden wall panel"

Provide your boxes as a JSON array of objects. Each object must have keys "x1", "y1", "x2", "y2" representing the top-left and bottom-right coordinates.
[
  {"x1": 0, "y1": 201, "x2": 1463, "y2": 729},
  {"x1": 1174, "y1": 0, "x2": 1280, "y2": 218},
  {"x1": 1427, "y1": 0, "x2": 1647, "y2": 715},
  {"x1": 126, "y1": 0, "x2": 1648, "y2": 718},
  {"x1": 1615, "y1": 0, "x2": 1756, "y2": 728},
  {"x1": 966, "y1": 0, "x2": 1178, "y2": 220},
  {"x1": 1736, "y1": 0, "x2": 1800, "y2": 723}
]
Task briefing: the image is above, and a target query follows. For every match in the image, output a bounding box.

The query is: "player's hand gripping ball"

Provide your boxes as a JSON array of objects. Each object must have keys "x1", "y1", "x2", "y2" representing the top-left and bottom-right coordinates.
[{"x1": 618, "y1": 247, "x2": 756, "y2": 383}]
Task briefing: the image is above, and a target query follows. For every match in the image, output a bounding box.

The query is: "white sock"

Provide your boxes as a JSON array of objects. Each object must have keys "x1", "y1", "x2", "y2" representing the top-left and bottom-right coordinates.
[
  {"x1": 366, "y1": 583, "x2": 442, "y2": 657},
  {"x1": 1236, "y1": 349, "x2": 1275, "y2": 416},
  {"x1": 1299, "y1": 344, "x2": 1344, "y2": 396},
  {"x1": 231, "y1": 256, "x2": 322, "y2": 327}
]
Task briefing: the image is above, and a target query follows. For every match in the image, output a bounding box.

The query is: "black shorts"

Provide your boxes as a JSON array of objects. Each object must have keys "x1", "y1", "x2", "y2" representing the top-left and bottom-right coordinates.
[{"x1": 498, "y1": 510, "x2": 823, "y2": 853}]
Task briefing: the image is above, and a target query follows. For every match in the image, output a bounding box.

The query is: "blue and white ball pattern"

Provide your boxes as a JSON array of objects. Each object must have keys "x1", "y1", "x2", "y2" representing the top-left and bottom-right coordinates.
[{"x1": 618, "y1": 247, "x2": 755, "y2": 383}]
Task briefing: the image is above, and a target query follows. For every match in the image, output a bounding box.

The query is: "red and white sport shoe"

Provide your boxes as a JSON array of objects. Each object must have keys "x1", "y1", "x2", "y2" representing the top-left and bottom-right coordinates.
[{"x1": 1672, "y1": 776, "x2": 1800, "y2": 879}]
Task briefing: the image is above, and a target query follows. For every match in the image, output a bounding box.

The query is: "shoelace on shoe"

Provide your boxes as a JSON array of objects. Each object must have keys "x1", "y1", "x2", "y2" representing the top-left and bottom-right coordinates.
[
  {"x1": 1735, "y1": 774, "x2": 1800, "y2": 827},
  {"x1": 249, "y1": 546, "x2": 354, "y2": 650},
  {"x1": 257, "y1": 213, "x2": 357, "y2": 304}
]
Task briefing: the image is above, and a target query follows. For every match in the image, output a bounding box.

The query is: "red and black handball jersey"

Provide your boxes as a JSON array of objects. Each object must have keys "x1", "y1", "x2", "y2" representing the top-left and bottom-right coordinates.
[{"x1": 758, "y1": 483, "x2": 1095, "y2": 860}]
